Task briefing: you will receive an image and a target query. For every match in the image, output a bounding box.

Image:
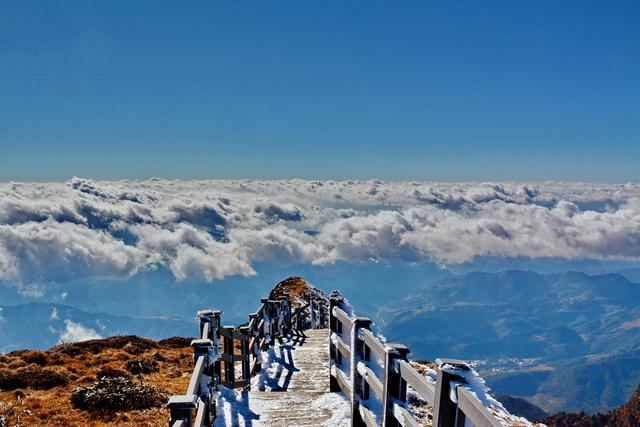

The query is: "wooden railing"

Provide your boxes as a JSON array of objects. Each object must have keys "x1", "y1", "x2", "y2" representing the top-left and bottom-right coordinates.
[
  {"x1": 169, "y1": 288, "x2": 506, "y2": 427},
  {"x1": 167, "y1": 295, "x2": 314, "y2": 427},
  {"x1": 329, "y1": 290, "x2": 503, "y2": 427}
]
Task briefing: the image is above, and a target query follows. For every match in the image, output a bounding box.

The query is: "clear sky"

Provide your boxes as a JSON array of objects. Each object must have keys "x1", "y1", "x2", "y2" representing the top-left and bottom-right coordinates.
[{"x1": 0, "y1": 1, "x2": 638, "y2": 182}]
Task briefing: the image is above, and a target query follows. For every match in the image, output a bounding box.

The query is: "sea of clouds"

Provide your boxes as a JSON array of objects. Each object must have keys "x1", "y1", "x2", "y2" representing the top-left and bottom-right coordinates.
[{"x1": 1, "y1": 178, "x2": 639, "y2": 292}]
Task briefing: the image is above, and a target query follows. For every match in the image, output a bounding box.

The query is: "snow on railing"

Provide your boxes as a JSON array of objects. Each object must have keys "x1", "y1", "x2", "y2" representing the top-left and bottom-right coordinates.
[
  {"x1": 329, "y1": 289, "x2": 514, "y2": 427},
  {"x1": 167, "y1": 291, "x2": 326, "y2": 427}
]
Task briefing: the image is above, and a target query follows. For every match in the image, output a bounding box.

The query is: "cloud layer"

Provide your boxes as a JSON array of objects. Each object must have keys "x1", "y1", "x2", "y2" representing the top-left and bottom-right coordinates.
[
  {"x1": 59, "y1": 319, "x2": 102, "y2": 343},
  {"x1": 1, "y1": 178, "x2": 639, "y2": 288}
]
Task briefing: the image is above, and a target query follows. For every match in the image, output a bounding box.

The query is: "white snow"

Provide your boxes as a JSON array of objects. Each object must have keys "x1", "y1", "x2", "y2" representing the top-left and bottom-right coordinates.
[{"x1": 216, "y1": 329, "x2": 351, "y2": 426}]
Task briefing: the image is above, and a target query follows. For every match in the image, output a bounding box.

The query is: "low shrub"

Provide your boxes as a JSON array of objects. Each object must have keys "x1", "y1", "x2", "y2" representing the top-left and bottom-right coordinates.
[
  {"x1": 70, "y1": 376, "x2": 166, "y2": 413},
  {"x1": 19, "y1": 351, "x2": 48, "y2": 366},
  {"x1": 53, "y1": 336, "x2": 158, "y2": 357},
  {"x1": 126, "y1": 358, "x2": 158, "y2": 375},
  {"x1": 96, "y1": 366, "x2": 130, "y2": 380},
  {"x1": 0, "y1": 366, "x2": 68, "y2": 391},
  {"x1": 158, "y1": 337, "x2": 192, "y2": 349}
]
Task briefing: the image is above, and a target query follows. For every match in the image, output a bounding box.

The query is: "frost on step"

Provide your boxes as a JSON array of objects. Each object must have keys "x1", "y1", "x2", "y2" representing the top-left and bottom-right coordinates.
[{"x1": 216, "y1": 329, "x2": 351, "y2": 427}]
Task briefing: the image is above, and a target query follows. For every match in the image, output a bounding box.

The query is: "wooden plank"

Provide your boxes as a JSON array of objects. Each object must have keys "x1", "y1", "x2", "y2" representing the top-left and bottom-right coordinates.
[
  {"x1": 233, "y1": 330, "x2": 248, "y2": 341},
  {"x1": 219, "y1": 328, "x2": 248, "y2": 341},
  {"x1": 172, "y1": 421, "x2": 187, "y2": 427},
  {"x1": 362, "y1": 329, "x2": 385, "y2": 361},
  {"x1": 250, "y1": 357, "x2": 261, "y2": 375},
  {"x1": 398, "y1": 360, "x2": 435, "y2": 405},
  {"x1": 335, "y1": 367, "x2": 352, "y2": 396},
  {"x1": 357, "y1": 361, "x2": 384, "y2": 400},
  {"x1": 358, "y1": 403, "x2": 380, "y2": 427},
  {"x1": 332, "y1": 306, "x2": 353, "y2": 327},
  {"x1": 219, "y1": 327, "x2": 234, "y2": 338},
  {"x1": 335, "y1": 335, "x2": 351, "y2": 359},
  {"x1": 193, "y1": 399, "x2": 207, "y2": 427},
  {"x1": 457, "y1": 386, "x2": 503, "y2": 427},
  {"x1": 186, "y1": 356, "x2": 206, "y2": 396},
  {"x1": 252, "y1": 340, "x2": 261, "y2": 356},
  {"x1": 392, "y1": 403, "x2": 421, "y2": 427},
  {"x1": 220, "y1": 353, "x2": 250, "y2": 363},
  {"x1": 200, "y1": 322, "x2": 210, "y2": 340}
]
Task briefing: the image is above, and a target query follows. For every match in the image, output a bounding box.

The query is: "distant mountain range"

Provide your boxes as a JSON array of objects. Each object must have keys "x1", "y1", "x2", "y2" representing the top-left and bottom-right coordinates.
[
  {"x1": 375, "y1": 270, "x2": 640, "y2": 414},
  {"x1": 1, "y1": 263, "x2": 639, "y2": 415},
  {"x1": 0, "y1": 302, "x2": 196, "y2": 353}
]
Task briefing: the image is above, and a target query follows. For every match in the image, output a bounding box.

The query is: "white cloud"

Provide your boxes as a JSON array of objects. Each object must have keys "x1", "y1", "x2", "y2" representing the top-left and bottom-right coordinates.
[
  {"x1": 59, "y1": 319, "x2": 102, "y2": 343},
  {"x1": 0, "y1": 179, "x2": 639, "y2": 287},
  {"x1": 50, "y1": 307, "x2": 58, "y2": 320}
]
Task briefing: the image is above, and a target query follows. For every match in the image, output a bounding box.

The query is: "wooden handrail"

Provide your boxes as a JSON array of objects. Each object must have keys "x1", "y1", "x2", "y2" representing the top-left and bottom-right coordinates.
[
  {"x1": 170, "y1": 287, "x2": 504, "y2": 427},
  {"x1": 193, "y1": 400, "x2": 207, "y2": 427},
  {"x1": 357, "y1": 361, "x2": 383, "y2": 399},
  {"x1": 456, "y1": 386, "x2": 504, "y2": 427},
  {"x1": 186, "y1": 356, "x2": 206, "y2": 396},
  {"x1": 168, "y1": 292, "x2": 327, "y2": 427},
  {"x1": 329, "y1": 289, "x2": 505, "y2": 427},
  {"x1": 398, "y1": 360, "x2": 436, "y2": 404},
  {"x1": 362, "y1": 329, "x2": 385, "y2": 361}
]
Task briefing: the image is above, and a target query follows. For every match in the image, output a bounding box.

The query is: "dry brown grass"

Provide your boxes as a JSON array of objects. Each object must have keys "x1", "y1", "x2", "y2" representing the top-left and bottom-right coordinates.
[{"x1": 0, "y1": 336, "x2": 193, "y2": 426}]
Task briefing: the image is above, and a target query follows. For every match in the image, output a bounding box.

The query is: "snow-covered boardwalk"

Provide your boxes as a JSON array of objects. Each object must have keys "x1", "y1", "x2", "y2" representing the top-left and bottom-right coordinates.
[{"x1": 215, "y1": 329, "x2": 351, "y2": 427}]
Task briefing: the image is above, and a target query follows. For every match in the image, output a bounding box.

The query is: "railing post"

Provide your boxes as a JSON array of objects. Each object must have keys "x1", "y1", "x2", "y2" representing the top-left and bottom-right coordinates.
[
  {"x1": 248, "y1": 313, "x2": 262, "y2": 374},
  {"x1": 197, "y1": 310, "x2": 221, "y2": 341},
  {"x1": 239, "y1": 326, "x2": 251, "y2": 388},
  {"x1": 310, "y1": 298, "x2": 316, "y2": 329},
  {"x1": 278, "y1": 296, "x2": 291, "y2": 336},
  {"x1": 319, "y1": 303, "x2": 326, "y2": 328},
  {"x1": 296, "y1": 307, "x2": 302, "y2": 332},
  {"x1": 329, "y1": 291, "x2": 344, "y2": 392},
  {"x1": 223, "y1": 326, "x2": 235, "y2": 388},
  {"x1": 260, "y1": 298, "x2": 276, "y2": 347},
  {"x1": 192, "y1": 338, "x2": 217, "y2": 427},
  {"x1": 168, "y1": 394, "x2": 198, "y2": 427},
  {"x1": 350, "y1": 316, "x2": 372, "y2": 427},
  {"x1": 433, "y1": 358, "x2": 470, "y2": 427},
  {"x1": 382, "y1": 344, "x2": 410, "y2": 427},
  {"x1": 198, "y1": 310, "x2": 222, "y2": 392}
]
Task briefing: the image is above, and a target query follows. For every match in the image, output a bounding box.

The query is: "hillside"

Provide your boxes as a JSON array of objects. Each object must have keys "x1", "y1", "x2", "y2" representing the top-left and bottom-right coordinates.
[
  {"x1": 498, "y1": 395, "x2": 549, "y2": 421},
  {"x1": 0, "y1": 336, "x2": 192, "y2": 426},
  {"x1": 542, "y1": 384, "x2": 640, "y2": 427},
  {"x1": 0, "y1": 302, "x2": 195, "y2": 353},
  {"x1": 377, "y1": 270, "x2": 640, "y2": 413}
]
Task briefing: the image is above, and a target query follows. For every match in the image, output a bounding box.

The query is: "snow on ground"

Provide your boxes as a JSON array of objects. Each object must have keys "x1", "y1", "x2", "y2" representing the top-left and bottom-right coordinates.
[
  {"x1": 250, "y1": 341, "x2": 299, "y2": 391},
  {"x1": 216, "y1": 329, "x2": 351, "y2": 426}
]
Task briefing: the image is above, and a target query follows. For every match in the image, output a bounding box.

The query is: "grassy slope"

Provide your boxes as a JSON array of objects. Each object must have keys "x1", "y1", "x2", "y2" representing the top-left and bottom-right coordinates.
[{"x1": 0, "y1": 336, "x2": 192, "y2": 426}]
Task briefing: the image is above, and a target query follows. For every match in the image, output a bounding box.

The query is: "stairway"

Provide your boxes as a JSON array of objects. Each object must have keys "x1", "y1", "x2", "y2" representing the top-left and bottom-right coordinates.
[{"x1": 215, "y1": 329, "x2": 351, "y2": 427}]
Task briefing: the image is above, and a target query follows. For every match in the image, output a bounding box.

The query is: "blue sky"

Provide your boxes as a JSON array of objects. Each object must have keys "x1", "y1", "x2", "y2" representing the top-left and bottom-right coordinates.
[{"x1": 0, "y1": 1, "x2": 638, "y2": 182}]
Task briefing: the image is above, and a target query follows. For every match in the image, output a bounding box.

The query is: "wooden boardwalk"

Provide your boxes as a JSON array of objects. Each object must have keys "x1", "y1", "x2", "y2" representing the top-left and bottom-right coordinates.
[
  {"x1": 169, "y1": 289, "x2": 511, "y2": 427},
  {"x1": 215, "y1": 329, "x2": 351, "y2": 427}
]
